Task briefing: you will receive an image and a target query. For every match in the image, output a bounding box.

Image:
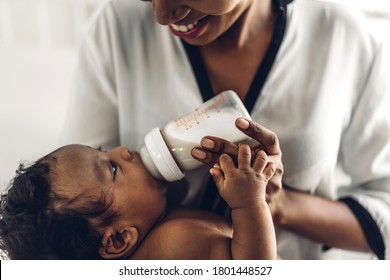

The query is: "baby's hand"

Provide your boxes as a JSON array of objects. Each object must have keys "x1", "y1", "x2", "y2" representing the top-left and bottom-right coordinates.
[{"x1": 210, "y1": 144, "x2": 275, "y2": 210}]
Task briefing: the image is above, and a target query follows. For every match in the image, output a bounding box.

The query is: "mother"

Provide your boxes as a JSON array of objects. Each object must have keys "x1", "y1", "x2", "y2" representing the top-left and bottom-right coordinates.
[{"x1": 61, "y1": 0, "x2": 390, "y2": 259}]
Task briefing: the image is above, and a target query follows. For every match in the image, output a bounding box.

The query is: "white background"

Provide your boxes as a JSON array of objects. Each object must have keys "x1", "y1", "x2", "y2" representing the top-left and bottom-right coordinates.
[
  {"x1": 2, "y1": 259, "x2": 390, "y2": 279},
  {"x1": 0, "y1": 0, "x2": 104, "y2": 188},
  {"x1": 0, "y1": 0, "x2": 389, "y2": 260}
]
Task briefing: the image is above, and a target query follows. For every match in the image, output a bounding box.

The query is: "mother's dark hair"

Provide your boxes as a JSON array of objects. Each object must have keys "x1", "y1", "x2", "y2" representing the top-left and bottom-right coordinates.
[{"x1": 0, "y1": 151, "x2": 116, "y2": 259}]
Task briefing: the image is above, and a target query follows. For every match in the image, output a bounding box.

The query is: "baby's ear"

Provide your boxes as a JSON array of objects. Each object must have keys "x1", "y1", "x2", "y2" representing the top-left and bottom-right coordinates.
[{"x1": 99, "y1": 227, "x2": 139, "y2": 259}]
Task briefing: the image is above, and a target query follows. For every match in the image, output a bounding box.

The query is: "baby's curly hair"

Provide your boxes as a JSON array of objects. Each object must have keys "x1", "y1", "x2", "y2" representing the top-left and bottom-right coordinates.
[{"x1": 0, "y1": 149, "x2": 117, "y2": 259}]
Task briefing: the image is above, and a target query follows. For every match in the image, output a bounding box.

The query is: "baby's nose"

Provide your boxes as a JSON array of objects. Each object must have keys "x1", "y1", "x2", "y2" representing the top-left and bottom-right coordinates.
[{"x1": 110, "y1": 146, "x2": 133, "y2": 161}]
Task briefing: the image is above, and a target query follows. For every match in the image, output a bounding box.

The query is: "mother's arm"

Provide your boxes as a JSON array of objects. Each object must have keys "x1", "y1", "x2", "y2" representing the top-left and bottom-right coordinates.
[{"x1": 191, "y1": 118, "x2": 371, "y2": 253}]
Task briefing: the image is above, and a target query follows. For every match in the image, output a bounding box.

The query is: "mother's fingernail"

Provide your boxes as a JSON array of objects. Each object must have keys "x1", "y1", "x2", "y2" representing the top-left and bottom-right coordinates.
[
  {"x1": 192, "y1": 148, "x2": 207, "y2": 159},
  {"x1": 236, "y1": 118, "x2": 250, "y2": 129},
  {"x1": 201, "y1": 138, "x2": 215, "y2": 149}
]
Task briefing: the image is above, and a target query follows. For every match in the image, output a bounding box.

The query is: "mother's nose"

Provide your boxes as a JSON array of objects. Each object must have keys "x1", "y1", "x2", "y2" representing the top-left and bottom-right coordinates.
[{"x1": 152, "y1": 0, "x2": 190, "y2": 25}]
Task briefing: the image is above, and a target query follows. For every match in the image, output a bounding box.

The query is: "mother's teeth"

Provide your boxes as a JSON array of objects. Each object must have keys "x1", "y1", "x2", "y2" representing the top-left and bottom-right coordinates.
[{"x1": 171, "y1": 20, "x2": 199, "y2": 33}]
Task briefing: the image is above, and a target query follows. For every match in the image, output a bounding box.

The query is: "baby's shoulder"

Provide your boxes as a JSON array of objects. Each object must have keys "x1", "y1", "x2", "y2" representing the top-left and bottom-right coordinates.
[{"x1": 132, "y1": 208, "x2": 232, "y2": 259}]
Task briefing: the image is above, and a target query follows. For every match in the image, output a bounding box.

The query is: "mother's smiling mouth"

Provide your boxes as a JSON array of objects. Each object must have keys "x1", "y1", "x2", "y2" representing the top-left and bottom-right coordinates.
[
  {"x1": 170, "y1": 20, "x2": 199, "y2": 32},
  {"x1": 169, "y1": 16, "x2": 209, "y2": 39}
]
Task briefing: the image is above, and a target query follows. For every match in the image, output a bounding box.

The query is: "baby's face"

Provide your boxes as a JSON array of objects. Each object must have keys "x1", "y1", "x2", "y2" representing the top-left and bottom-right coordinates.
[{"x1": 54, "y1": 145, "x2": 167, "y2": 230}]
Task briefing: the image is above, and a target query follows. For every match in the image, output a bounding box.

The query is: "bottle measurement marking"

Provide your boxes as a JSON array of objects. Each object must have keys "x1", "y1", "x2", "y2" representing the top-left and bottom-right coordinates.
[{"x1": 174, "y1": 93, "x2": 228, "y2": 131}]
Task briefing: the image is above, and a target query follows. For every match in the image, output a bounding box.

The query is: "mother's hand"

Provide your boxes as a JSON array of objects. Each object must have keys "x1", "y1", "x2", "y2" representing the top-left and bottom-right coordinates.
[{"x1": 191, "y1": 118, "x2": 284, "y2": 204}]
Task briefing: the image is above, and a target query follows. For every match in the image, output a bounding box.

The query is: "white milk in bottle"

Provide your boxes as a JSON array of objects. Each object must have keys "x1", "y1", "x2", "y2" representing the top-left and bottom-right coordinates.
[{"x1": 140, "y1": 91, "x2": 252, "y2": 181}]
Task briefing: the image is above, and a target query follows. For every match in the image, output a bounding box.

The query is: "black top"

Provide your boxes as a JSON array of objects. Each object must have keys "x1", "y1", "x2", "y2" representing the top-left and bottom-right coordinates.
[
  {"x1": 182, "y1": 0, "x2": 289, "y2": 215},
  {"x1": 182, "y1": 0, "x2": 289, "y2": 113}
]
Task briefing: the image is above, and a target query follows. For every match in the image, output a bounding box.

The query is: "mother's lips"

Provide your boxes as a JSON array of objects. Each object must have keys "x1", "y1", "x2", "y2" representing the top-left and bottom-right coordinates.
[
  {"x1": 170, "y1": 20, "x2": 199, "y2": 33},
  {"x1": 169, "y1": 17, "x2": 208, "y2": 39}
]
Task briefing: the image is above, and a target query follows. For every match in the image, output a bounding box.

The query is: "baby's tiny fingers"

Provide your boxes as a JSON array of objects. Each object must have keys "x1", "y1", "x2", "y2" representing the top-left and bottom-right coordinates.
[
  {"x1": 252, "y1": 150, "x2": 268, "y2": 172},
  {"x1": 210, "y1": 166, "x2": 225, "y2": 190},
  {"x1": 237, "y1": 144, "x2": 252, "y2": 170},
  {"x1": 213, "y1": 163, "x2": 222, "y2": 170},
  {"x1": 263, "y1": 161, "x2": 276, "y2": 180},
  {"x1": 219, "y1": 153, "x2": 236, "y2": 173}
]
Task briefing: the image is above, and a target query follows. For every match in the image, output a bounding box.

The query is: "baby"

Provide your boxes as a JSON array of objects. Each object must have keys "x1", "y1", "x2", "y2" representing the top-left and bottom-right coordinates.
[{"x1": 0, "y1": 144, "x2": 276, "y2": 260}]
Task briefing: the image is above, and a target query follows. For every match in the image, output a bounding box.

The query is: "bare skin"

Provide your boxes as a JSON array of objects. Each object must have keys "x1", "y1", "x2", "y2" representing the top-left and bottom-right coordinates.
[
  {"x1": 144, "y1": 0, "x2": 371, "y2": 255},
  {"x1": 55, "y1": 144, "x2": 276, "y2": 260},
  {"x1": 132, "y1": 145, "x2": 277, "y2": 260},
  {"x1": 199, "y1": 1, "x2": 277, "y2": 99},
  {"x1": 130, "y1": 207, "x2": 234, "y2": 260},
  {"x1": 191, "y1": 118, "x2": 371, "y2": 253},
  {"x1": 143, "y1": 0, "x2": 277, "y2": 99}
]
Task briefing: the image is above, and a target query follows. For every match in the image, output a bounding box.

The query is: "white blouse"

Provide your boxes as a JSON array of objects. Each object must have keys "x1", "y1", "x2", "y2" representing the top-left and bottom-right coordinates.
[{"x1": 61, "y1": 0, "x2": 390, "y2": 259}]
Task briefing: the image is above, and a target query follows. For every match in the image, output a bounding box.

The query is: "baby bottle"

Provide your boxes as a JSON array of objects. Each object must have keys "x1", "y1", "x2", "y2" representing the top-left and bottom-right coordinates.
[{"x1": 140, "y1": 90, "x2": 252, "y2": 181}]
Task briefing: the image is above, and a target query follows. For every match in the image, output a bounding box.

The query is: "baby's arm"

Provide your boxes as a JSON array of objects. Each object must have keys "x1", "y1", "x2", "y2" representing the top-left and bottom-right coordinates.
[{"x1": 210, "y1": 144, "x2": 276, "y2": 259}]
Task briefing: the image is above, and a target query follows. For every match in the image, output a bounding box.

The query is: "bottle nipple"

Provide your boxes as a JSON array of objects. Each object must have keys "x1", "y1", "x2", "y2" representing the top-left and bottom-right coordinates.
[
  {"x1": 140, "y1": 128, "x2": 185, "y2": 182},
  {"x1": 140, "y1": 145, "x2": 163, "y2": 180}
]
